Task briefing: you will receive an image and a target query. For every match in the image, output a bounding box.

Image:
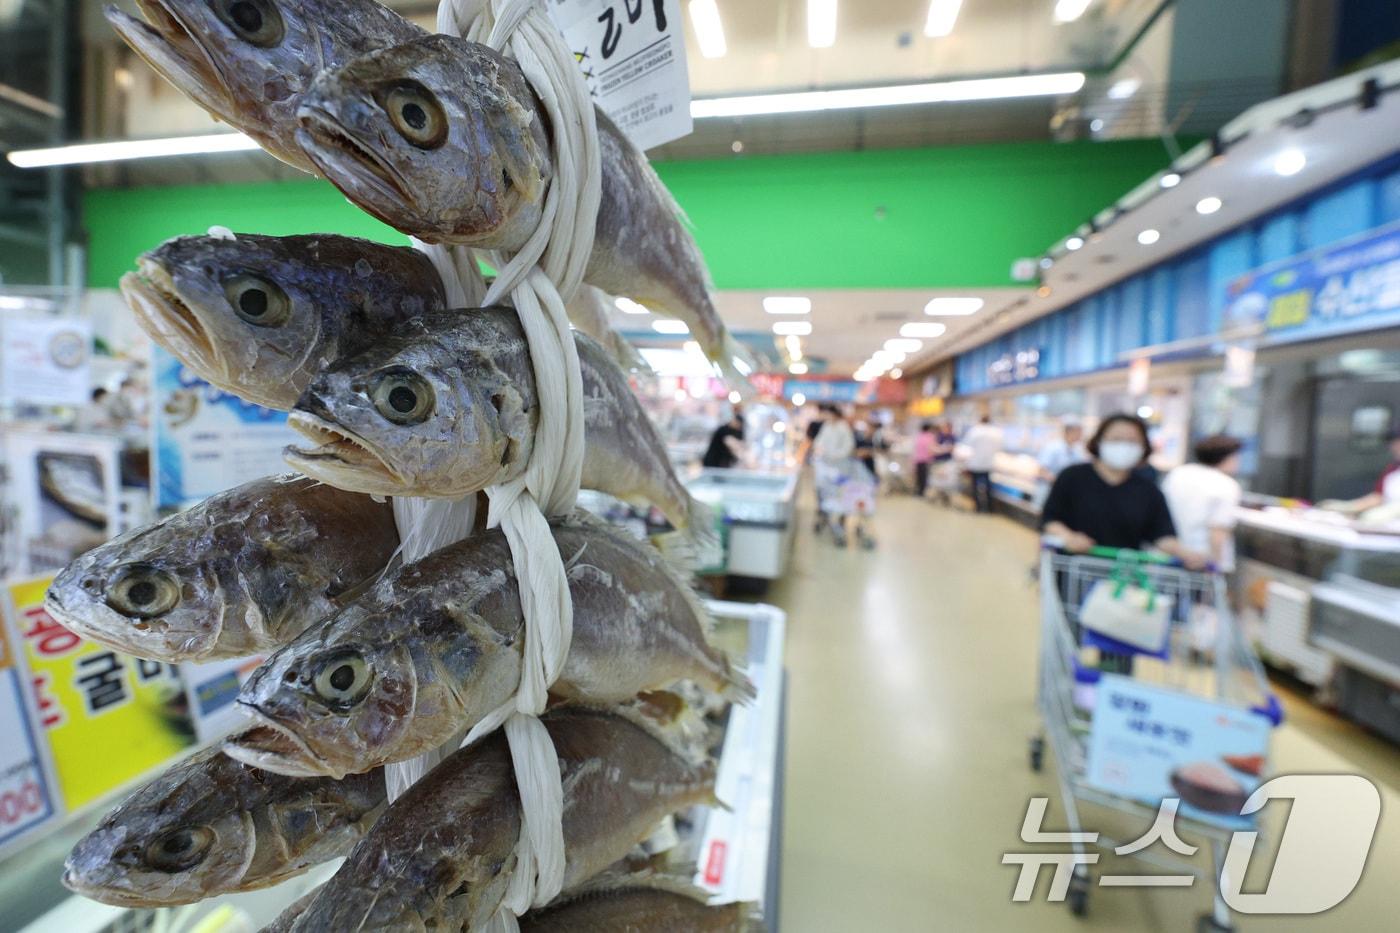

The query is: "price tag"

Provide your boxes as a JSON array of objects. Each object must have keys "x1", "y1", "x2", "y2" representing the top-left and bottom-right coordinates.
[{"x1": 546, "y1": 0, "x2": 693, "y2": 151}]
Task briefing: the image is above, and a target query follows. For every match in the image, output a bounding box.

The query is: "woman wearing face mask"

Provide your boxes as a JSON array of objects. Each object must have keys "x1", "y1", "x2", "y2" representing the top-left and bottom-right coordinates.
[{"x1": 1041, "y1": 413, "x2": 1206, "y2": 569}]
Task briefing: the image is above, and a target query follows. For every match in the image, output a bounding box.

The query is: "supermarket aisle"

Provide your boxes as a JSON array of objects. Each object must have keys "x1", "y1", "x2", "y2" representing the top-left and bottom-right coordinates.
[{"x1": 768, "y1": 493, "x2": 1400, "y2": 932}]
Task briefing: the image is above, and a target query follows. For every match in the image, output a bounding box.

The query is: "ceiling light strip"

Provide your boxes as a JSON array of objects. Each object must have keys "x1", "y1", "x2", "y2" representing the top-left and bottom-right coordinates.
[{"x1": 8, "y1": 131, "x2": 260, "y2": 168}]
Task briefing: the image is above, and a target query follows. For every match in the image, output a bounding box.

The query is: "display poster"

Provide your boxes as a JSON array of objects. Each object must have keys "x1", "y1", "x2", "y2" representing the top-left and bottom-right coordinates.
[
  {"x1": 0, "y1": 314, "x2": 93, "y2": 407},
  {"x1": 0, "y1": 613, "x2": 58, "y2": 857},
  {"x1": 547, "y1": 0, "x2": 692, "y2": 150},
  {"x1": 152, "y1": 346, "x2": 300, "y2": 510},
  {"x1": 3, "y1": 429, "x2": 123, "y2": 577},
  {"x1": 180, "y1": 655, "x2": 263, "y2": 743},
  {"x1": 1086, "y1": 674, "x2": 1271, "y2": 830},
  {"x1": 6, "y1": 576, "x2": 194, "y2": 812},
  {"x1": 1227, "y1": 220, "x2": 1400, "y2": 345},
  {"x1": 783, "y1": 379, "x2": 862, "y2": 403}
]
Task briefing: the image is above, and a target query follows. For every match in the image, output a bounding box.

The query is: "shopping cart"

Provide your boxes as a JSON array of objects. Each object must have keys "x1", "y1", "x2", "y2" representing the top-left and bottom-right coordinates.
[
  {"x1": 1031, "y1": 546, "x2": 1283, "y2": 931},
  {"x1": 813, "y1": 458, "x2": 877, "y2": 545}
]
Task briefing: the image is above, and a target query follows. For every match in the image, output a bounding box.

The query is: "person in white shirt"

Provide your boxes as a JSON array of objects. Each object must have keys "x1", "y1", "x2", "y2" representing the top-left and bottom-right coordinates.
[
  {"x1": 1036, "y1": 420, "x2": 1087, "y2": 505},
  {"x1": 963, "y1": 415, "x2": 1004, "y2": 514},
  {"x1": 1161, "y1": 435, "x2": 1244, "y2": 571}
]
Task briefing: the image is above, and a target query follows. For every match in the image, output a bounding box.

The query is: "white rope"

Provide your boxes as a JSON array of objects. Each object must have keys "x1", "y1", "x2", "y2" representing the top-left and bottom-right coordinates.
[{"x1": 385, "y1": 0, "x2": 599, "y2": 915}]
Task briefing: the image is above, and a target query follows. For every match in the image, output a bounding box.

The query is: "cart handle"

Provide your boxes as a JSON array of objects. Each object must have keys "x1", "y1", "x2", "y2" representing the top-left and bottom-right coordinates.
[{"x1": 1041, "y1": 539, "x2": 1219, "y2": 573}]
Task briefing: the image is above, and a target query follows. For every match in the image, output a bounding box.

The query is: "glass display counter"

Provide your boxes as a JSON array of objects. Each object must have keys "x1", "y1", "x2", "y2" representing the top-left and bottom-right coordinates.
[{"x1": 686, "y1": 468, "x2": 799, "y2": 581}]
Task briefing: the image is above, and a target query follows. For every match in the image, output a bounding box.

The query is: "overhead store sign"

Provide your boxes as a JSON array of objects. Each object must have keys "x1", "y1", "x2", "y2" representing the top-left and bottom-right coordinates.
[
  {"x1": 1227, "y1": 221, "x2": 1400, "y2": 345},
  {"x1": 987, "y1": 347, "x2": 1041, "y2": 386},
  {"x1": 548, "y1": 0, "x2": 692, "y2": 150}
]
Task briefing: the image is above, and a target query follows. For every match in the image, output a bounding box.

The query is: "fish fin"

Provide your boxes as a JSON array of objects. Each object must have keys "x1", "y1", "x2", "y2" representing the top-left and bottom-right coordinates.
[
  {"x1": 709, "y1": 791, "x2": 734, "y2": 813},
  {"x1": 612, "y1": 333, "x2": 655, "y2": 376},
  {"x1": 649, "y1": 492, "x2": 719, "y2": 574},
  {"x1": 719, "y1": 659, "x2": 757, "y2": 706},
  {"x1": 717, "y1": 331, "x2": 758, "y2": 398}
]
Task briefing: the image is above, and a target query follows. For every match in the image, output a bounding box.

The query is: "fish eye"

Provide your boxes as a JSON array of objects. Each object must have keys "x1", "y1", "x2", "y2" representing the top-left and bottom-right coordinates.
[
  {"x1": 224, "y1": 274, "x2": 291, "y2": 327},
  {"x1": 312, "y1": 651, "x2": 372, "y2": 707},
  {"x1": 146, "y1": 826, "x2": 214, "y2": 872},
  {"x1": 214, "y1": 0, "x2": 285, "y2": 47},
  {"x1": 370, "y1": 368, "x2": 435, "y2": 425},
  {"x1": 385, "y1": 83, "x2": 448, "y2": 149},
  {"x1": 106, "y1": 565, "x2": 180, "y2": 619}
]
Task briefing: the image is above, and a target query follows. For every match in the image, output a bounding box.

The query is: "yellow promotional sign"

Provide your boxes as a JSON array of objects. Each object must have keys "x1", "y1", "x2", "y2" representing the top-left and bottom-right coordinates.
[{"x1": 5, "y1": 576, "x2": 194, "y2": 811}]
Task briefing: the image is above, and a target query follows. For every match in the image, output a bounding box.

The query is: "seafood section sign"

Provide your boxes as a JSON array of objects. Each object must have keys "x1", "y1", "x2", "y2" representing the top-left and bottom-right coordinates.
[
  {"x1": 548, "y1": 0, "x2": 693, "y2": 150},
  {"x1": 152, "y1": 346, "x2": 300, "y2": 510},
  {"x1": 1086, "y1": 675, "x2": 1271, "y2": 830},
  {"x1": 4, "y1": 576, "x2": 194, "y2": 813}
]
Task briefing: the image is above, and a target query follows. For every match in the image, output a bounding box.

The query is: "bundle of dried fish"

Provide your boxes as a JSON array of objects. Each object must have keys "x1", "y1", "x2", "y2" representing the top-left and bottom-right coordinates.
[
  {"x1": 45, "y1": 474, "x2": 397, "y2": 661},
  {"x1": 62, "y1": 746, "x2": 384, "y2": 906},
  {"x1": 227, "y1": 515, "x2": 750, "y2": 778}
]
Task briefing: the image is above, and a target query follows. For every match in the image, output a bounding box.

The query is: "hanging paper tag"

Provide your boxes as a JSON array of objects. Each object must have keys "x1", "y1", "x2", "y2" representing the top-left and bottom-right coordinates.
[{"x1": 545, "y1": 0, "x2": 693, "y2": 151}]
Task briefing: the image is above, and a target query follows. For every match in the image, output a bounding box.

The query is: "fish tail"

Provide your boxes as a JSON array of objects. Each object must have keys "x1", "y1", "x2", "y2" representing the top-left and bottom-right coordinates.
[
  {"x1": 717, "y1": 331, "x2": 757, "y2": 398},
  {"x1": 612, "y1": 332, "x2": 655, "y2": 376},
  {"x1": 649, "y1": 493, "x2": 720, "y2": 573},
  {"x1": 719, "y1": 658, "x2": 757, "y2": 706}
]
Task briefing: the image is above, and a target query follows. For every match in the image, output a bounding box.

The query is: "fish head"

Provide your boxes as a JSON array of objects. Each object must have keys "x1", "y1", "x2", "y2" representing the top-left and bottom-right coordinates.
[
  {"x1": 104, "y1": 0, "x2": 333, "y2": 167},
  {"x1": 122, "y1": 234, "x2": 331, "y2": 409},
  {"x1": 284, "y1": 329, "x2": 521, "y2": 496},
  {"x1": 44, "y1": 527, "x2": 232, "y2": 662},
  {"x1": 227, "y1": 608, "x2": 416, "y2": 777},
  {"x1": 63, "y1": 757, "x2": 257, "y2": 906},
  {"x1": 295, "y1": 34, "x2": 550, "y2": 246}
]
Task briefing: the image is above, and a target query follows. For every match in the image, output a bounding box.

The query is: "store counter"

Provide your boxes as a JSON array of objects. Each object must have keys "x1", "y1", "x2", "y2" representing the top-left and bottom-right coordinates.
[{"x1": 686, "y1": 468, "x2": 799, "y2": 580}]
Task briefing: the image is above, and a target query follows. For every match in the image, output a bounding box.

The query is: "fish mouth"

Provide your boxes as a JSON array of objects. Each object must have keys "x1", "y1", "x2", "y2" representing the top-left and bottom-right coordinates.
[
  {"x1": 224, "y1": 712, "x2": 338, "y2": 778},
  {"x1": 61, "y1": 866, "x2": 162, "y2": 908},
  {"x1": 295, "y1": 109, "x2": 416, "y2": 209},
  {"x1": 121, "y1": 262, "x2": 227, "y2": 384},
  {"x1": 106, "y1": 3, "x2": 233, "y2": 119},
  {"x1": 284, "y1": 410, "x2": 405, "y2": 492}
]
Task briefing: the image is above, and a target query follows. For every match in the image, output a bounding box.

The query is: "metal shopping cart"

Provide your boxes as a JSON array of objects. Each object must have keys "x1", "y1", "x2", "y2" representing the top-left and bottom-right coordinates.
[
  {"x1": 1031, "y1": 546, "x2": 1283, "y2": 931},
  {"x1": 813, "y1": 458, "x2": 877, "y2": 546}
]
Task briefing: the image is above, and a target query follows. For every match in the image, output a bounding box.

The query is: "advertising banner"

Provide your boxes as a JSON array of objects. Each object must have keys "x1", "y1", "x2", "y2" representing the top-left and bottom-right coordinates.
[
  {"x1": 180, "y1": 655, "x2": 263, "y2": 743},
  {"x1": 1227, "y1": 221, "x2": 1400, "y2": 345},
  {"x1": 0, "y1": 314, "x2": 93, "y2": 407},
  {"x1": 2, "y1": 430, "x2": 123, "y2": 577},
  {"x1": 5, "y1": 576, "x2": 194, "y2": 812},
  {"x1": 1086, "y1": 674, "x2": 1271, "y2": 830},
  {"x1": 0, "y1": 613, "x2": 58, "y2": 858},
  {"x1": 152, "y1": 346, "x2": 300, "y2": 511}
]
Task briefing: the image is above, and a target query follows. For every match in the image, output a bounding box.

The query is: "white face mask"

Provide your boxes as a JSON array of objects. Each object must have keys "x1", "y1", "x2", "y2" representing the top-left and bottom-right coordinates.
[{"x1": 1098, "y1": 440, "x2": 1144, "y2": 471}]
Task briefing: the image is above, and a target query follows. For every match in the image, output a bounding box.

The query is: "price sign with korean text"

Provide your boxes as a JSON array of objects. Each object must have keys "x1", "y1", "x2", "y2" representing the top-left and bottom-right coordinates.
[
  {"x1": 0, "y1": 614, "x2": 58, "y2": 857},
  {"x1": 4, "y1": 576, "x2": 195, "y2": 812},
  {"x1": 547, "y1": 0, "x2": 693, "y2": 150}
]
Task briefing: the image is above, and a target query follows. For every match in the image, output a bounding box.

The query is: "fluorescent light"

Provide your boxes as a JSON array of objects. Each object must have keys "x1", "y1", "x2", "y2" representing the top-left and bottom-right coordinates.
[
  {"x1": 1159, "y1": 172, "x2": 1181, "y2": 188},
  {"x1": 7, "y1": 131, "x2": 259, "y2": 168},
  {"x1": 1274, "y1": 148, "x2": 1306, "y2": 177},
  {"x1": 683, "y1": 340, "x2": 701, "y2": 354},
  {"x1": 808, "y1": 0, "x2": 837, "y2": 48},
  {"x1": 924, "y1": 296, "x2": 984, "y2": 316},
  {"x1": 653, "y1": 319, "x2": 690, "y2": 334},
  {"x1": 792, "y1": 392, "x2": 807, "y2": 406},
  {"x1": 1107, "y1": 77, "x2": 1140, "y2": 100},
  {"x1": 691, "y1": 71, "x2": 1085, "y2": 119},
  {"x1": 789, "y1": 362, "x2": 809, "y2": 375},
  {"x1": 614, "y1": 297, "x2": 649, "y2": 314},
  {"x1": 1137, "y1": 228, "x2": 1160, "y2": 245},
  {"x1": 764, "y1": 296, "x2": 811, "y2": 315},
  {"x1": 872, "y1": 349, "x2": 905, "y2": 366},
  {"x1": 785, "y1": 335, "x2": 804, "y2": 361},
  {"x1": 1196, "y1": 196, "x2": 1222, "y2": 215},
  {"x1": 901, "y1": 322, "x2": 947, "y2": 338},
  {"x1": 732, "y1": 356, "x2": 752, "y2": 375},
  {"x1": 772, "y1": 321, "x2": 812, "y2": 336},
  {"x1": 885, "y1": 338, "x2": 923, "y2": 353},
  {"x1": 688, "y1": 0, "x2": 727, "y2": 59},
  {"x1": 924, "y1": 0, "x2": 962, "y2": 37},
  {"x1": 1065, "y1": 236, "x2": 1085, "y2": 251},
  {"x1": 1053, "y1": 0, "x2": 1093, "y2": 24}
]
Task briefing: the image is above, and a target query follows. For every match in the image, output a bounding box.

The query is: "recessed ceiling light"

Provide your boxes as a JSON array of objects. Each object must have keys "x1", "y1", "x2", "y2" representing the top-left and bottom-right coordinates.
[
  {"x1": 653, "y1": 319, "x2": 690, "y2": 334},
  {"x1": 1089, "y1": 117, "x2": 1104, "y2": 132},
  {"x1": 615, "y1": 297, "x2": 649, "y2": 314},
  {"x1": 1137, "y1": 228, "x2": 1160, "y2": 245},
  {"x1": 924, "y1": 0, "x2": 962, "y2": 37},
  {"x1": 789, "y1": 362, "x2": 809, "y2": 375},
  {"x1": 1065, "y1": 236, "x2": 1085, "y2": 251},
  {"x1": 688, "y1": 0, "x2": 727, "y2": 59},
  {"x1": 1196, "y1": 196, "x2": 1222, "y2": 215},
  {"x1": 728, "y1": 390, "x2": 742, "y2": 404},
  {"x1": 808, "y1": 0, "x2": 837, "y2": 48},
  {"x1": 1053, "y1": 0, "x2": 1093, "y2": 23},
  {"x1": 925, "y1": 296, "x2": 984, "y2": 316},
  {"x1": 763, "y1": 296, "x2": 811, "y2": 315},
  {"x1": 792, "y1": 392, "x2": 808, "y2": 406},
  {"x1": 1159, "y1": 172, "x2": 1181, "y2": 188},
  {"x1": 1274, "y1": 148, "x2": 1306, "y2": 177},
  {"x1": 772, "y1": 321, "x2": 812, "y2": 336},
  {"x1": 1107, "y1": 77, "x2": 1140, "y2": 100},
  {"x1": 901, "y1": 322, "x2": 947, "y2": 338},
  {"x1": 885, "y1": 338, "x2": 923, "y2": 353}
]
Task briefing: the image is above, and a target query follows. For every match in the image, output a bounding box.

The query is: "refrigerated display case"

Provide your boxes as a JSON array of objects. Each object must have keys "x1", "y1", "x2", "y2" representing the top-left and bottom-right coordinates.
[{"x1": 686, "y1": 469, "x2": 799, "y2": 581}]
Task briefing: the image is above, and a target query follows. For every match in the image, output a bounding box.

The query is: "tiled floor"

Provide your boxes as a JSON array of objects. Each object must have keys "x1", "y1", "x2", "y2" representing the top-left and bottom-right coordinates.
[{"x1": 767, "y1": 491, "x2": 1400, "y2": 932}]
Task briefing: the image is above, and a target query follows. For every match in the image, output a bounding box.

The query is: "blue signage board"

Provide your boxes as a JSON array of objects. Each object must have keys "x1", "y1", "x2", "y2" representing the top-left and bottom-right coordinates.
[
  {"x1": 783, "y1": 379, "x2": 861, "y2": 403},
  {"x1": 1227, "y1": 221, "x2": 1400, "y2": 345}
]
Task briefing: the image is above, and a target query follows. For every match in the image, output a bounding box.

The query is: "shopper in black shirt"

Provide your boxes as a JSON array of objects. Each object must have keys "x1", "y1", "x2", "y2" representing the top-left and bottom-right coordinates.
[
  {"x1": 702, "y1": 407, "x2": 746, "y2": 469},
  {"x1": 1040, "y1": 413, "x2": 1205, "y2": 567}
]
